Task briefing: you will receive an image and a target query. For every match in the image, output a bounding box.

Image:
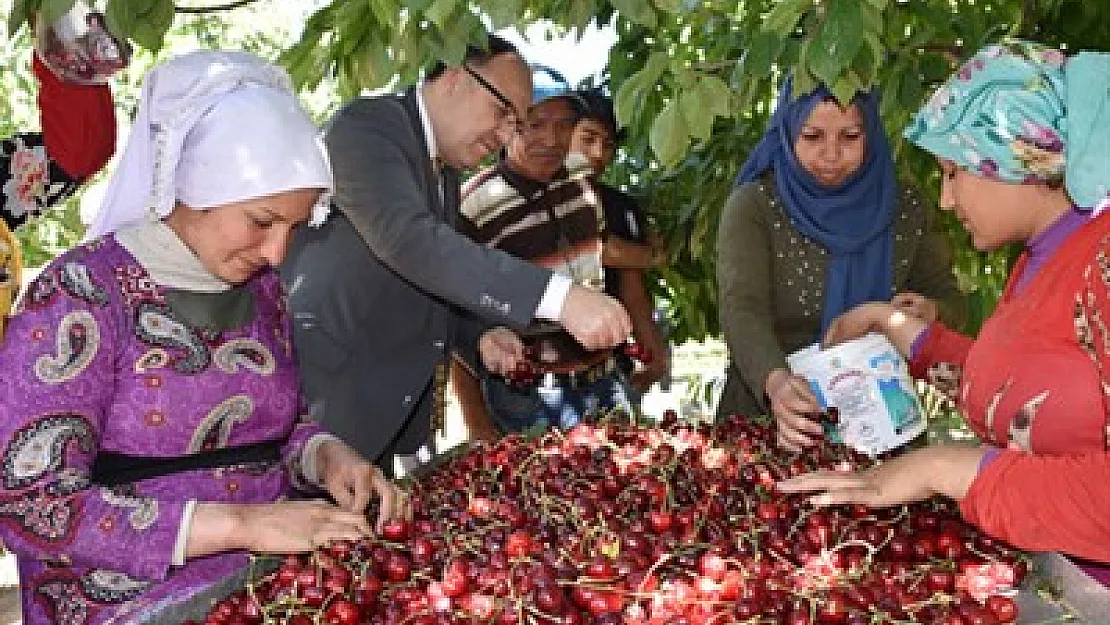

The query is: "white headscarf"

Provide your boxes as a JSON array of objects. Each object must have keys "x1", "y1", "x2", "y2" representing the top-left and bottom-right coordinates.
[{"x1": 87, "y1": 50, "x2": 332, "y2": 239}]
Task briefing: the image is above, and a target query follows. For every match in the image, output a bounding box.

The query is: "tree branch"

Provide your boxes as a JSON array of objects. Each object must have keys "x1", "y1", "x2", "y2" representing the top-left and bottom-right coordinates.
[
  {"x1": 917, "y1": 43, "x2": 963, "y2": 65},
  {"x1": 1018, "y1": 0, "x2": 1038, "y2": 39},
  {"x1": 174, "y1": 0, "x2": 262, "y2": 14}
]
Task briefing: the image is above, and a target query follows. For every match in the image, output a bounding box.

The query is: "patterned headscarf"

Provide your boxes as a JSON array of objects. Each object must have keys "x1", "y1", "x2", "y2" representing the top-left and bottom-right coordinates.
[{"x1": 905, "y1": 41, "x2": 1110, "y2": 209}]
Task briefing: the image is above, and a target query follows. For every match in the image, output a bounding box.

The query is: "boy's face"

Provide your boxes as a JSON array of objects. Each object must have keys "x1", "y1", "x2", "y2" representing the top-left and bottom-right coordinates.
[{"x1": 569, "y1": 117, "x2": 617, "y2": 176}]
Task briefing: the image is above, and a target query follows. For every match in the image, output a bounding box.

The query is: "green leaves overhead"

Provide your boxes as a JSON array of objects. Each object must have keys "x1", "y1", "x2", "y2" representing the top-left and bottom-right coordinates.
[
  {"x1": 7, "y1": 0, "x2": 37, "y2": 38},
  {"x1": 38, "y1": 0, "x2": 77, "y2": 28},
  {"x1": 104, "y1": 0, "x2": 175, "y2": 51},
  {"x1": 6, "y1": 0, "x2": 1110, "y2": 343},
  {"x1": 650, "y1": 97, "x2": 686, "y2": 168},
  {"x1": 762, "y1": 0, "x2": 810, "y2": 37},
  {"x1": 610, "y1": 0, "x2": 657, "y2": 29},
  {"x1": 806, "y1": 0, "x2": 863, "y2": 87}
]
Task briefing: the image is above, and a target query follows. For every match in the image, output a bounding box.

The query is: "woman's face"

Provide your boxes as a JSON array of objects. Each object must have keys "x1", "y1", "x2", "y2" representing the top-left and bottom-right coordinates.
[
  {"x1": 165, "y1": 188, "x2": 322, "y2": 284},
  {"x1": 937, "y1": 160, "x2": 1033, "y2": 251},
  {"x1": 793, "y1": 100, "x2": 866, "y2": 187}
]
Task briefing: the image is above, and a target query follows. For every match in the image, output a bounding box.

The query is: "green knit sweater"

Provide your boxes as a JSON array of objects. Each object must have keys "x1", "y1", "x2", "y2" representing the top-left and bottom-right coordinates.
[{"x1": 715, "y1": 175, "x2": 967, "y2": 419}]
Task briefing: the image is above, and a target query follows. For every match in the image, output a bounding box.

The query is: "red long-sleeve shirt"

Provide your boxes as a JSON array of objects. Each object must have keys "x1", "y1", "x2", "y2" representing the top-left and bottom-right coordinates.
[{"x1": 911, "y1": 212, "x2": 1110, "y2": 563}]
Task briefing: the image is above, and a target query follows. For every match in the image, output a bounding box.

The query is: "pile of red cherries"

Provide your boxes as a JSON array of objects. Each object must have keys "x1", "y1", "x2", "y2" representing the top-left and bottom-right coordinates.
[{"x1": 191, "y1": 412, "x2": 1025, "y2": 624}]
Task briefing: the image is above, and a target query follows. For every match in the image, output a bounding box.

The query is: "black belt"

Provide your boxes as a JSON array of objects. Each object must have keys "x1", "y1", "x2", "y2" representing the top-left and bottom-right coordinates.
[{"x1": 90, "y1": 439, "x2": 283, "y2": 487}]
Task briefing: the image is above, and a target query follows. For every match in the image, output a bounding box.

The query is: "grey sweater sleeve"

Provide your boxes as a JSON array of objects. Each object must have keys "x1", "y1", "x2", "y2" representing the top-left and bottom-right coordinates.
[{"x1": 716, "y1": 183, "x2": 790, "y2": 408}]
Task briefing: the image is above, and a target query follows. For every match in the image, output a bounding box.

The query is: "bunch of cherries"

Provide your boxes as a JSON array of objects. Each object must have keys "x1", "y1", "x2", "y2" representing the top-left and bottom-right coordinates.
[
  {"x1": 192, "y1": 412, "x2": 1025, "y2": 625},
  {"x1": 506, "y1": 343, "x2": 653, "y2": 388}
]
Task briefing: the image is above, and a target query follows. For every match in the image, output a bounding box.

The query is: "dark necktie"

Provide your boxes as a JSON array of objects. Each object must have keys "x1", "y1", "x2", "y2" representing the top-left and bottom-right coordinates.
[
  {"x1": 431, "y1": 164, "x2": 460, "y2": 435},
  {"x1": 440, "y1": 166, "x2": 460, "y2": 224}
]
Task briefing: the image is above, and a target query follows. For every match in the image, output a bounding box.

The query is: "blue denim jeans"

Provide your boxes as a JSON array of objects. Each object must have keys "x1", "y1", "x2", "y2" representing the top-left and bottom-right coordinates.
[{"x1": 481, "y1": 373, "x2": 633, "y2": 433}]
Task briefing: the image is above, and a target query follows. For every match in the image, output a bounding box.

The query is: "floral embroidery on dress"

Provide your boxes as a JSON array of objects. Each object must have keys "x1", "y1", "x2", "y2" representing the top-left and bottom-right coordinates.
[
  {"x1": 134, "y1": 302, "x2": 210, "y2": 374},
  {"x1": 59, "y1": 263, "x2": 108, "y2": 307},
  {"x1": 0, "y1": 490, "x2": 80, "y2": 544},
  {"x1": 100, "y1": 487, "x2": 158, "y2": 531},
  {"x1": 25, "y1": 271, "x2": 61, "y2": 309},
  {"x1": 35, "y1": 311, "x2": 100, "y2": 384},
  {"x1": 213, "y1": 338, "x2": 275, "y2": 376},
  {"x1": 189, "y1": 395, "x2": 254, "y2": 453},
  {"x1": 3, "y1": 415, "x2": 96, "y2": 491},
  {"x1": 35, "y1": 573, "x2": 93, "y2": 625},
  {"x1": 133, "y1": 348, "x2": 170, "y2": 373},
  {"x1": 80, "y1": 569, "x2": 150, "y2": 603},
  {"x1": 1008, "y1": 390, "x2": 1049, "y2": 451},
  {"x1": 113, "y1": 264, "x2": 163, "y2": 309}
]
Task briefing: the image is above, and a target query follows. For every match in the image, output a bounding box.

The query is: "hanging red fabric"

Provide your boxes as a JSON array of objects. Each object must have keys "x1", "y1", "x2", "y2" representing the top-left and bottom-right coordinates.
[{"x1": 33, "y1": 52, "x2": 116, "y2": 180}]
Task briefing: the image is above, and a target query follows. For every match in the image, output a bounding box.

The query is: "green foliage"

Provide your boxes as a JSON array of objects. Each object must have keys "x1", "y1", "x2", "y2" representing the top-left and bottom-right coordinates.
[
  {"x1": 5, "y1": 0, "x2": 1110, "y2": 343},
  {"x1": 1, "y1": 0, "x2": 325, "y2": 271}
]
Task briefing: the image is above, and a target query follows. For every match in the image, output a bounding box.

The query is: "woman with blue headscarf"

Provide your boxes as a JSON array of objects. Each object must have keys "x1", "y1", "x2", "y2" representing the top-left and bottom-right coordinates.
[
  {"x1": 780, "y1": 41, "x2": 1110, "y2": 569},
  {"x1": 715, "y1": 76, "x2": 965, "y2": 449}
]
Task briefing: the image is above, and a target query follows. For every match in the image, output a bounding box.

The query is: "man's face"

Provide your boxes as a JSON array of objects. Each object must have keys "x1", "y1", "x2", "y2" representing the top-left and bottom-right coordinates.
[
  {"x1": 439, "y1": 54, "x2": 531, "y2": 169},
  {"x1": 506, "y1": 98, "x2": 577, "y2": 182}
]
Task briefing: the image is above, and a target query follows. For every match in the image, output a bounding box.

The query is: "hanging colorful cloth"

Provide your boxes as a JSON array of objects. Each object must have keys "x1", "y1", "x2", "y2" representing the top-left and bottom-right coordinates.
[
  {"x1": 0, "y1": 7, "x2": 122, "y2": 340},
  {"x1": 0, "y1": 220, "x2": 20, "y2": 340}
]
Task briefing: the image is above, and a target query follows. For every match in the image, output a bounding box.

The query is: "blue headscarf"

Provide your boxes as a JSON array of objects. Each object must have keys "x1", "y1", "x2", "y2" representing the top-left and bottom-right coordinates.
[{"x1": 736, "y1": 76, "x2": 898, "y2": 334}]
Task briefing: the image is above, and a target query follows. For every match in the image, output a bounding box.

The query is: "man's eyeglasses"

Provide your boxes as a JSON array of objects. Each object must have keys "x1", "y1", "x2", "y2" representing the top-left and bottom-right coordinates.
[{"x1": 463, "y1": 63, "x2": 523, "y2": 133}]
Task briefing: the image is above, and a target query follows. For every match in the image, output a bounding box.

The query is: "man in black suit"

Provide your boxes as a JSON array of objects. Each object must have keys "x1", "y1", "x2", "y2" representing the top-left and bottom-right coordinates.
[{"x1": 281, "y1": 36, "x2": 630, "y2": 475}]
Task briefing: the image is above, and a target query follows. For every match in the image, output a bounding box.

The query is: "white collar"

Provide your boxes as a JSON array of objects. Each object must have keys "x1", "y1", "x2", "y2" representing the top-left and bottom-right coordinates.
[
  {"x1": 116, "y1": 220, "x2": 231, "y2": 293},
  {"x1": 415, "y1": 83, "x2": 439, "y2": 165}
]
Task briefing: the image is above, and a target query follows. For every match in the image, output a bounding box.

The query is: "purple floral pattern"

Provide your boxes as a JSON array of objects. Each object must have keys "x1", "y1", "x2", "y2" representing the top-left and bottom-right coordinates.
[{"x1": 0, "y1": 236, "x2": 322, "y2": 624}]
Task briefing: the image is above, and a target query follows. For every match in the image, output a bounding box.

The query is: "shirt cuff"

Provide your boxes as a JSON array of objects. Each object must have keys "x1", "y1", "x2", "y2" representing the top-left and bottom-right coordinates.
[
  {"x1": 301, "y1": 432, "x2": 343, "y2": 486},
  {"x1": 978, "y1": 446, "x2": 1002, "y2": 473},
  {"x1": 908, "y1": 325, "x2": 933, "y2": 360},
  {"x1": 534, "y1": 274, "x2": 573, "y2": 322},
  {"x1": 171, "y1": 500, "x2": 199, "y2": 567}
]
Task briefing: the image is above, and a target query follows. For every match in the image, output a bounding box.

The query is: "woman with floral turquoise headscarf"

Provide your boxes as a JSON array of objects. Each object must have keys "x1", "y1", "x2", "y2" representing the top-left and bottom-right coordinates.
[
  {"x1": 715, "y1": 75, "x2": 966, "y2": 449},
  {"x1": 780, "y1": 41, "x2": 1110, "y2": 570}
]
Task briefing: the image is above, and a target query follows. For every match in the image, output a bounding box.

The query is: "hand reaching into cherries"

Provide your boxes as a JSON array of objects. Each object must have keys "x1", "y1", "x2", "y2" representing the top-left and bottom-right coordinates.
[{"x1": 502, "y1": 341, "x2": 654, "y2": 388}]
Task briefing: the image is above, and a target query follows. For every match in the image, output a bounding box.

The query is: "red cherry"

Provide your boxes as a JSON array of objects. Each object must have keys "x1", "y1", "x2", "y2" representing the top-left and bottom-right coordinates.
[
  {"x1": 505, "y1": 530, "x2": 534, "y2": 558},
  {"x1": 646, "y1": 510, "x2": 674, "y2": 533},
  {"x1": 585, "y1": 556, "x2": 617, "y2": 581},
  {"x1": 299, "y1": 583, "x2": 326, "y2": 608},
  {"x1": 323, "y1": 598, "x2": 361, "y2": 625},
  {"x1": 380, "y1": 518, "x2": 410, "y2": 541},
  {"x1": 926, "y1": 569, "x2": 956, "y2": 594},
  {"x1": 441, "y1": 559, "x2": 470, "y2": 598},
  {"x1": 985, "y1": 595, "x2": 1018, "y2": 623},
  {"x1": 385, "y1": 552, "x2": 412, "y2": 582}
]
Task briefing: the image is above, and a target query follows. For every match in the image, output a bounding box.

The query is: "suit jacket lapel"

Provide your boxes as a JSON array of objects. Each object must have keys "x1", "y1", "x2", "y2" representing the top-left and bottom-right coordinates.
[{"x1": 400, "y1": 89, "x2": 455, "y2": 220}]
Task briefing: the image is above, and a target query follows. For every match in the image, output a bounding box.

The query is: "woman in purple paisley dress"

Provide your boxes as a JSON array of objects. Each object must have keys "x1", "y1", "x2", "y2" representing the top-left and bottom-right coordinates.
[{"x1": 0, "y1": 51, "x2": 408, "y2": 625}]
